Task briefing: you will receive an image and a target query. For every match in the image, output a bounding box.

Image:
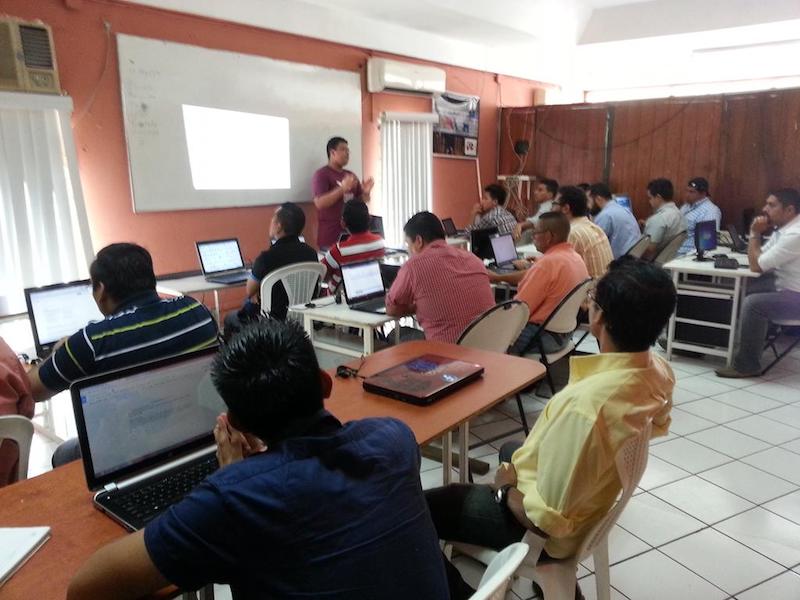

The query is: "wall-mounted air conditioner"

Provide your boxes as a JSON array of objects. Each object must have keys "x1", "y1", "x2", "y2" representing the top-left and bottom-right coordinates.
[
  {"x1": 0, "y1": 17, "x2": 61, "y2": 94},
  {"x1": 367, "y1": 58, "x2": 446, "y2": 95}
]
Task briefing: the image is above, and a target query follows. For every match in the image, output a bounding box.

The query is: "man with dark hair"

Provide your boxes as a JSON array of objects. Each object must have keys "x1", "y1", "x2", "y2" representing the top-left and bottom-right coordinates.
[
  {"x1": 312, "y1": 136, "x2": 374, "y2": 249},
  {"x1": 386, "y1": 212, "x2": 494, "y2": 343},
  {"x1": 642, "y1": 178, "x2": 686, "y2": 261},
  {"x1": 590, "y1": 182, "x2": 642, "y2": 258},
  {"x1": 426, "y1": 258, "x2": 676, "y2": 600},
  {"x1": 27, "y1": 243, "x2": 218, "y2": 463},
  {"x1": 514, "y1": 178, "x2": 559, "y2": 238},
  {"x1": 68, "y1": 320, "x2": 448, "y2": 600},
  {"x1": 678, "y1": 177, "x2": 722, "y2": 255},
  {"x1": 717, "y1": 188, "x2": 800, "y2": 378},
  {"x1": 225, "y1": 202, "x2": 318, "y2": 336},
  {"x1": 464, "y1": 183, "x2": 518, "y2": 236},
  {"x1": 557, "y1": 185, "x2": 613, "y2": 280},
  {"x1": 321, "y1": 200, "x2": 385, "y2": 290}
]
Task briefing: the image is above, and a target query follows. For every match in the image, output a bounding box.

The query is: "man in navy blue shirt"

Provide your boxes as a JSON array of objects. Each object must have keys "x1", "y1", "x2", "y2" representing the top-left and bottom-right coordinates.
[{"x1": 68, "y1": 320, "x2": 448, "y2": 600}]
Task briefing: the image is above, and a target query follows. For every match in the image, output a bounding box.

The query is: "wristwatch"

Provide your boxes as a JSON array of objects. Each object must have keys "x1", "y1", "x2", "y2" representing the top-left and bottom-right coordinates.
[{"x1": 494, "y1": 484, "x2": 513, "y2": 506}]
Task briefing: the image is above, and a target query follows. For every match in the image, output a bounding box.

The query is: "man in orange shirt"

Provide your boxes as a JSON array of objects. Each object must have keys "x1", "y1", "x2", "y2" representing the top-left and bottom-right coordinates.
[{"x1": 490, "y1": 212, "x2": 589, "y2": 355}]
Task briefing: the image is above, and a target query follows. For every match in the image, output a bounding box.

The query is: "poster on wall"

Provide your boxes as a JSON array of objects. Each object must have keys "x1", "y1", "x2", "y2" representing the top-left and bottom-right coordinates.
[{"x1": 433, "y1": 92, "x2": 479, "y2": 158}]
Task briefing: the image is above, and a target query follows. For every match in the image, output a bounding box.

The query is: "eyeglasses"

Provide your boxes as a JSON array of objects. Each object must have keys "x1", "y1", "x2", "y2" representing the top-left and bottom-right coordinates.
[{"x1": 587, "y1": 288, "x2": 604, "y2": 311}]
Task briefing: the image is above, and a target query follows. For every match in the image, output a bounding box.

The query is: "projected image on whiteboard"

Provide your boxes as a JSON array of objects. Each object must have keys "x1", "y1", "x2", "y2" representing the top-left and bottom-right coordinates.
[{"x1": 182, "y1": 105, "x2": 290, "y2": 190}]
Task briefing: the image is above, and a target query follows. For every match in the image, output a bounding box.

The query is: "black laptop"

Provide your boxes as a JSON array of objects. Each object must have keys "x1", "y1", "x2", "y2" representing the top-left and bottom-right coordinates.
[
  {"x1": 442, "y1": 217, "x2": 466, "y2": 237},
  {"x1": 341, "y1": 260, "x2": 387, "y2": 314},
  {"x1": 72, "y1": 348, "x2": 224, "y2": 531},
  {"x1": 727, "y1": 224, "x2": 748, "y2": 253},
  {"x1": 196, "y1": 238, "x2": 250, "y2": 284},
  {"x1": 470, "y1": 227, "x2": 499, "y2": 260}
]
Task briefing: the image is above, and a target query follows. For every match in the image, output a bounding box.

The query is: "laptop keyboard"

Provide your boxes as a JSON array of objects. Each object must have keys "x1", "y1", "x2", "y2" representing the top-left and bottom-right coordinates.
[
  {"x1": 353, "y1": 298, "x2": 386, "y2": 313},
  {"x1": 101, "y1": 453, "x2": 218, "y2": 529},
  {"x1": 208, "y1": 272, "x2": 248, "y2": 284}
]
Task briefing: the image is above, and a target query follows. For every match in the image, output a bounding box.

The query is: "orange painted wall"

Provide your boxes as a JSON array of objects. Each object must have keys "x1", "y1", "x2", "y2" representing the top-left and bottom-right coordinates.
[{"x1": 5, "y1": 0, "x2": 542, "y2": 282}]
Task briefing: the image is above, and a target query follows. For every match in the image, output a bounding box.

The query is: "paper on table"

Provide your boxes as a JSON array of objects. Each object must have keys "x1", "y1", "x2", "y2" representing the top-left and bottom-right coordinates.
[{"x1": 0, "y1": 527, "x2": 51, "y2": 587}]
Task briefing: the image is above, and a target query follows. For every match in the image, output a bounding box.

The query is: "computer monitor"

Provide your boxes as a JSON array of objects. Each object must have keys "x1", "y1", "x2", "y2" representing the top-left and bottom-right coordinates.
[
  {"x1": 369, "y1": 215, "x2": 384, "y2": 238},
  {"x1": 694, "y1": 220, "x2": 717, "y2": 261},
  {"x1": 195, "y1": 238, "x2": 245, "y2": 276},
  {"x1": 470, "y1": 227, "x2": 499, "y2": 260},
  {"x1": 25, "y1": 280, "x2": 105, "y2": 358},
  {"x1": 489, "y1": 233, "x2": 517, "y2": 266},
  {"x1": 614, "y1": 195, "x2": 632, "y2": 212}
]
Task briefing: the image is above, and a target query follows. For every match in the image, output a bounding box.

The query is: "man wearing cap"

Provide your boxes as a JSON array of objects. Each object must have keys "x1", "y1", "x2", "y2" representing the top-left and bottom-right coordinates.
[{"x1": 678, "y1": 177, "x2": 722, "y2": 255}]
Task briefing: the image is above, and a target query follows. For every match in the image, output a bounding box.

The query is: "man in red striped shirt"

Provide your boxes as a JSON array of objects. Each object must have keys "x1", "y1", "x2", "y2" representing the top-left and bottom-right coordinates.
[
  {"x1": 386, "y1": 212, "x2": 495, "y2": 343},
  {"x1": 321, "y1": 200, "x2": 385, "y2": 291}
]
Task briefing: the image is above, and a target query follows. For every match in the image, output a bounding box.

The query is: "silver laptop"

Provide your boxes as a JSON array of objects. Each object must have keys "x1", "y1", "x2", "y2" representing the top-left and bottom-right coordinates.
[
  {"x1": 24, "y1": 280, "x2": 104, "y2": 359},
  {"x1": 341, "y1": 260, "x2": 387, "y2": 314},
  {"x1": 196, "y1": 238, "x2": 249, "y2": 284},
  {"x1": 488, "y1": 233, "x2": 518, "y2": 274},
  {"x1": 72, "y1": 347, "x2": 225, "y2": 531}
]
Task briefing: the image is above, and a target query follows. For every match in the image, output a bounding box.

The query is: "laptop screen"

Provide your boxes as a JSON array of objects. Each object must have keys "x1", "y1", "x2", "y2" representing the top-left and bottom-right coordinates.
[
  {"x1": 25, "y1": 281, "x2": 104, "y2": 356},
  {"x1": 196, "y1": 239, "x2": 245, "y2": 275},
  {"x1": 74, "y1": 350, "x2": 225, "y2": 487},
  {"x1": 341, "y1": 261, "x2": 384, "y2": 303},
  {"x1": 490, "y1": 234, "x2": 517, "y2": 265},
  {"x1": 442, "y1": 218, "x2": 457, "y2": 237}
]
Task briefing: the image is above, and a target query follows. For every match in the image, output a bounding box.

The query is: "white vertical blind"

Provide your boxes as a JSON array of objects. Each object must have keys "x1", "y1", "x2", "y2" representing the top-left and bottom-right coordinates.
[
  {"x1": 0, "y1": 92, "x2": 93, "y2": 315},
  {"x1": 380, "y1": 112, "x2": 437, "y2": 247}
]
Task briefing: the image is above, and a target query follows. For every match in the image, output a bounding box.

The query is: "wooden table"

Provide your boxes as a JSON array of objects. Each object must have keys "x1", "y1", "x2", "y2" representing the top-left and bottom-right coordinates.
[{"x1": 0, "y1": 341, "x2": 543, "y2": 598}]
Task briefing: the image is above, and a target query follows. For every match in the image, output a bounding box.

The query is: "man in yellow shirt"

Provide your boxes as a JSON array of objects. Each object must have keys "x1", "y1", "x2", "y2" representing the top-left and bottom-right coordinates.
[
  {"x1": 557, "y1": 185, "x2": 614, "y2": 280},
  {"x1": 426, "y1": 257, "x2": 676, "y2": 600}
]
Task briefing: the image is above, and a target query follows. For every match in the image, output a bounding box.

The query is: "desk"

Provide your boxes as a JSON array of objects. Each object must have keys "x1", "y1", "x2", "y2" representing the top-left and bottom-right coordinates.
[
  {"x1": 290, "y1": 296, "x2": 400, "y2": 357},
  {"x1": 156, "y1": 273, "x2": 245, "y2": 326},
  {"x1": 1, "y1": 342, "x2": 543, "y2": 598},
  {"x1": 663, "y1": 253, "x2": 760, "y2": 365}
]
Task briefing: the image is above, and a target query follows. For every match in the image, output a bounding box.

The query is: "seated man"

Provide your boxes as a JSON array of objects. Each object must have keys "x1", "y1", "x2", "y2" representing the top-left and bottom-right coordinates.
[
  {"x1": 0, "y1": 337, "x2": 34, "y2": 486},
  {"x1": 464, "y1": 183, "x2": 518, "y2": 236},
  {"x1": 590, "y1": 182, "x2": 641, "y2": 259},
  {"x1": 67, "y1": 320, "x2": 448, "y2": 600},
  {"x1": 678, "y1": 177, "x2": 722, "y2": 255},
  {"x1": 557, "y1": 185, "x2": 614, "y2": 280},
  {"x1": 641, "y1": 177, "x2": 687, "y2": 261},
  {"x1": 514, "y1": 178, "x2": 559, "y2": 238},
  {"x1": 224, "y1": 202, "x2": 318, "y2": 336},
  {"x1": 28, "y1": 243, "x2": 218, "y2": 464},
  {"x1": 426, "y1": 258, "x2": 677, "y2": 600},
  {"x1": 490, "y1": 213, "x2": 589, "y2": 356},
  {"x1": 716, "y1": 188, "x2": 800, "y2": 378},
  {"x1": 386, "y1": 212, "x2": 495, "y2": 343},
  {"x1": 321, "y1": 199, "x2": 385, "y2": 291}
]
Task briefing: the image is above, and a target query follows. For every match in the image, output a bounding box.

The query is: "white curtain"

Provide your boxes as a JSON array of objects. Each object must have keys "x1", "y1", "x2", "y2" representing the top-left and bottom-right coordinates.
[
  {"x1": 380, "y1": 111, "x2": 438, "y2": 247},
  {"x1": 0, "y1": 92, "x2": 93, "y2": 315}
]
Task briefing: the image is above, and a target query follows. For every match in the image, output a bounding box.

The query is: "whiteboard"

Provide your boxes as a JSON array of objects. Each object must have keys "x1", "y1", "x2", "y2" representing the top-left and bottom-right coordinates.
[{"x1": 117, "y1": 34, "x2": 362, "y2": 212}]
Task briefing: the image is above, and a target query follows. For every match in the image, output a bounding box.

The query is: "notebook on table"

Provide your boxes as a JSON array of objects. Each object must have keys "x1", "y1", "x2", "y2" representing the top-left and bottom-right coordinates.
[
  {"x1": 363, "y1": 354, "x2": 484, "y2": 406},
  {"x1": 72, "y1": 347, "x2": 225, "y2": 531},
  {"x1": 196, "y1": 238, "x2": 249, "y2": 284},
  {"x1": 0, "y1": 527, "x2": 50, "y2": 587},
  {"x1": 341, "y1": 260, "x2": 387, "y2": 314}
]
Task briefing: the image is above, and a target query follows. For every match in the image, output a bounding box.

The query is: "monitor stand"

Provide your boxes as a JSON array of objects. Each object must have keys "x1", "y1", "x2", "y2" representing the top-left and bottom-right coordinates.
[{"x1": 693, "y1": 250, "x2": 712, "y2": 262}]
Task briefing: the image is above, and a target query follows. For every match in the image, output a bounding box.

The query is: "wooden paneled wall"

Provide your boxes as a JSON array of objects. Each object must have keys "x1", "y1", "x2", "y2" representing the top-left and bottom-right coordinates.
[{"x1": 499, "y1": 88, "x2": 800, "y2": 224}]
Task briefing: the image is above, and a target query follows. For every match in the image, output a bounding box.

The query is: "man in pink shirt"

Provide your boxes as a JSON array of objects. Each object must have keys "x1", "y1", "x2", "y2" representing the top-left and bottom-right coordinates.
[
  {"x1": 0, "y1": 337, "x2": 34, "y2": 486},
  {"x1": 386, "y1": 212, "x2": 495, "y2": 343},
  {"x1": 490, "y1": 212, "x2": 589, "y2": 355},
  {"x1": 312, "y1": 137, "x2": 374, "y2": 250}
]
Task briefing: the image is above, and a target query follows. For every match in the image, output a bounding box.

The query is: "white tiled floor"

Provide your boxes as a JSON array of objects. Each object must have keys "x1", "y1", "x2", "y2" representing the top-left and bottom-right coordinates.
[{"x1": 4, "y1": 315, "x2": 800, "y2": 600}]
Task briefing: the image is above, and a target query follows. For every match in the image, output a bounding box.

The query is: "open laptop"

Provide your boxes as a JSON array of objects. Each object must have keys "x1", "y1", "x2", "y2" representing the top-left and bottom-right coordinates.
[
  {"x1": 72, "y1": 347, "x2": 225, "y2": 531},
  {"x1": 341, "y1": 260, "x2": 387, "y2": 314},
  {"x1": 363, "y1": 354, "x2": 484, "y2": 405},
  {"x1": 488, "y1": 233, "x2": 518, "y2": 273},
  {"x1": 442, "y1": 217, "x2": 466, "y2": 238},
  {"x1": 24, "y1": 280, "x2": 105, "y2": 359},
  {"x1": 726, "y1": 224, "x2": 748, "y2": 253},
  {"x1": 369, "y1": 215, "x2": 385, "y2": 238},
  {"x1": 196, "y1": 238, "x2": 249, "y2": 284}
]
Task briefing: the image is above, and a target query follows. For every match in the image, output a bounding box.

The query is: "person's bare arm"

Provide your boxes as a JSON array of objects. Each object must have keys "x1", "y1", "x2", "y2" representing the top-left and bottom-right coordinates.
[
  {"x1": 313, "y1": 186, "x2": 346, "y2": 210},
  {"x1": 360, "y1": 177, "x2": 374, "y2": 203},
  {"x1": 27, "y1": 365, "x2": 54, "y2": 402},
  {"x1": 488, "y1": 269, "x2": 527, "y2": 285},
  {"x1": 67, "y1": 531, "x2": 170, "y2": 600},
  {"x1": 747, "y1": 216, "x2": 770, "y2": 273},
  {"x1": 385, "y1": 302, "x2": 416, "y2": 317}
]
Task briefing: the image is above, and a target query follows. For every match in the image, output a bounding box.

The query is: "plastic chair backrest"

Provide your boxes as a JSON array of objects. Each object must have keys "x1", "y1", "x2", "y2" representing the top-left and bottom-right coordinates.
[
  {"x1": 259, "y1": 262, "x2": 325, "y2": 317},
  {"x1": 653, "y1": 231, "x2": 688, "y2": 266},
  {"x1": 470, "y1": 542, "x2": 530, "y2": 600},
  {"x1": 0, "y1": 415, "x2": 34, "y2": 482},
  {"x1": 540, "y1": 278, "x2": 593, "y2": 335},
  {"x1": 457, "y1": 300, "x2": 530, "y2": 354},
  {"x1": 574, "y1": 420, "x2": 652, "y2": 562},
  {"x1": 624, "y1": 235, "x2": 651, "y2": 258}
]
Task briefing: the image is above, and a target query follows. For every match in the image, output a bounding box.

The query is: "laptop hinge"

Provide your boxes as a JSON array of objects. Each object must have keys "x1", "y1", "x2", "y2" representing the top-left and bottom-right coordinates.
[
  {"x1": 103, "y1": 482, "x2": 118, "y2": 493},
  {"x1": 110, "y1": 445, "x2": 216, "y2": 492}
]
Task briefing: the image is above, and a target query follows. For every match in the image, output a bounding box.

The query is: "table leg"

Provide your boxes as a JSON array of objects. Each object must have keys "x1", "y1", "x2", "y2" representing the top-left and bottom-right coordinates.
[
  {"x1": 727, "y1": 277, "x2": 743, "y2": 367},
  {"x1": 666, "y1": 271, "x2": 679, "y2": 360},
  {"x1": 303, "y1": 314, "x2": 314, "y2": 347},
  {"x1": 458, "y1": 422, "x2": 469, "y2": 483},
  {"x1": 442, "y1": 432, "x2": 452, "y2": 485},
  {"x1": 364, "y1": 325, "x2": 374, "y2": 355},
  {"x1": 213, "y1": 290, "x2": 222, "y2": 328},
  {"x1": 393, "y1": 319, "x2": 401, "y2": 345}
]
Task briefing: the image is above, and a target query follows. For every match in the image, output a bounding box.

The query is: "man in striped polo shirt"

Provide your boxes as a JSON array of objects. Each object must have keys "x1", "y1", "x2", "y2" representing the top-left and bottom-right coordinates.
[
  {"x1": 27, "y1": 243, "x2": 219, "y2": 464},
  {"x1": 321, "y1": 200, "x2": 385, "y2": 291}
]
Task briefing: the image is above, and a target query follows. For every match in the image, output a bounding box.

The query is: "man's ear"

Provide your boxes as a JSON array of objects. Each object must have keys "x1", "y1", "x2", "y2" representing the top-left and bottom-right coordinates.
[{"x1": 319, "y1": 370, "x2": 333, "y2": 399}]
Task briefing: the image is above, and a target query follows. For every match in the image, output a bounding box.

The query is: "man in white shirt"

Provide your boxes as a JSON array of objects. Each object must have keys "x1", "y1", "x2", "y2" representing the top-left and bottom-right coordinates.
[
  {"x1": 513, "y1": 178, "x2": 558, "y2": 239},
  {"x1": 716, "y1": 188, "x2": 800, "y2": 378}
]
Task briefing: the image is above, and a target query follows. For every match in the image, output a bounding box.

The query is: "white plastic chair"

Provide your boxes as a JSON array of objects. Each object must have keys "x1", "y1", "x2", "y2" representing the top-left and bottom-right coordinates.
[
  {"x1": 652, "y1": 231, "x2": 688, "y2": 266},
  {"x1": 623, "y1": 234, "x2": 650, "y2": 258},
  {"x1": 522, "y1": 278, "x2": 594, "y2": 394},
  {"x1": 0, "y1": 415, "x2": 35, "y2": 482},
  {"x1": 452, "y1": 421, "x2": 653, "y2": 600},
  {"x1": 259, "y1": 262, "x2": 325, "y2": 318},
  {"x1": 469, "y1": 543, "x2": 530, "y2": 600}
]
